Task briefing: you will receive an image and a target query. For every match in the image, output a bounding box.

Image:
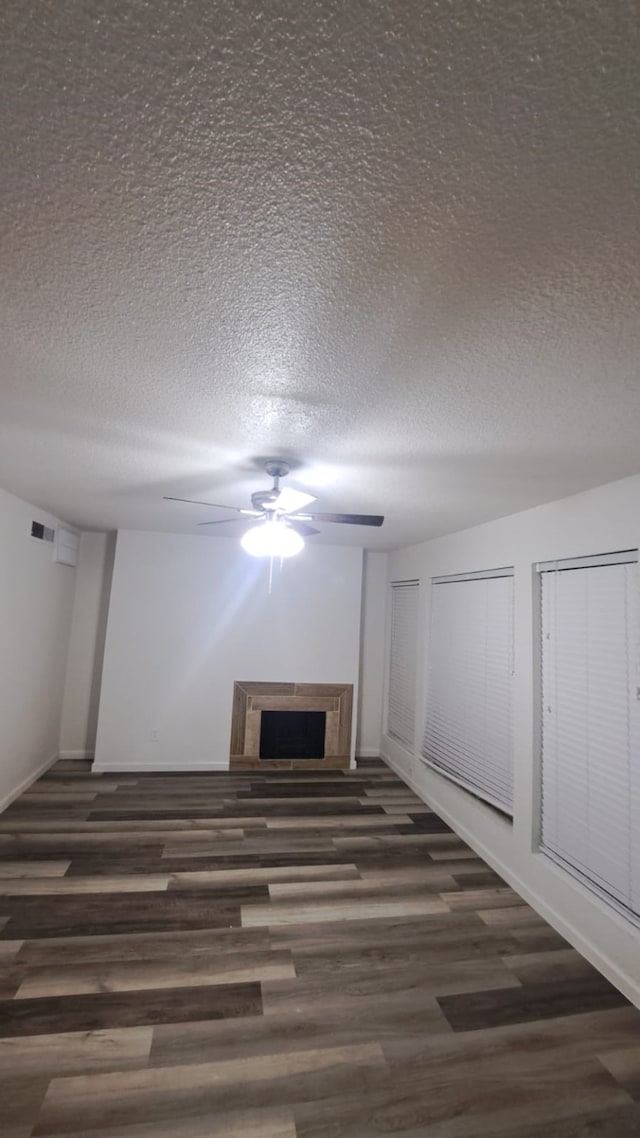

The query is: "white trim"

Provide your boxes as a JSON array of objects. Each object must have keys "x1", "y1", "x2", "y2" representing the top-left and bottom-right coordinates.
[
  {"x1": 538, "y1": 558, "x2": 640, "y2": 920},
  {"x1": 381, "y1": 746, "x2": 640, "y2": 1011},
  {"x1": 420, "y1": 756, "x2": 513, "y2": 817},
  {"x1": 432, "y1": 566, "x2": 513, "y2": 584},
  {"x1": 388, "y1": 579, "x2": 420, "y2": 751},
  {"x1": 356, "y1": 748, "x2": 381, "y2": 758},
  {"x1": 541, "y1": 846, "x2": 640, "y2": 931},
  {"x1": 423, "y1": 572, "x2": 514, "y2": 814},
  {"x1": 0, "y1": 753, "x2": 59, "y2": 813},
  {"x1": 536, "y1": 549, "x2": 638, "y2": 572},
  {"x1": 384, "y1": 734, "x2": 414, "y2": 761},
  {"x1": 92, "y1": 761, "x2": 231, "y2": 773},
  {"x1": 57, "y1": 750, "x2": 95, "y2": 761}
]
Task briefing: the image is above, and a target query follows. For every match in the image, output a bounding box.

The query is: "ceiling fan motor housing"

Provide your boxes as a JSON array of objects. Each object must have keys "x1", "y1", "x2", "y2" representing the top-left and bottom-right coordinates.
[{"x1": 264, "y1": 460, "x2": 290, "y2": 480}]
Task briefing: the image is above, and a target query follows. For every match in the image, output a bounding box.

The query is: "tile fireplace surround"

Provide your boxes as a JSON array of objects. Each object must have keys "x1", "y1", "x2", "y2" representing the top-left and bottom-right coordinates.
[{"x1": 229, "y1": 681, "x2": 353, "y2": 770}]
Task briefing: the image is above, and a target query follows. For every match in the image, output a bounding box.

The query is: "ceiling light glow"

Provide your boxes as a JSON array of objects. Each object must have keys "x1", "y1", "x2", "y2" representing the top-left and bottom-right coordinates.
[{"x1": 241, "y1": 519, "x2": 304, "y2": 558}]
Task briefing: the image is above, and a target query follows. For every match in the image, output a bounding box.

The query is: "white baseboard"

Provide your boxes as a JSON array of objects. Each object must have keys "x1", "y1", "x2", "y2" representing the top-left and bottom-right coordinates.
[
  {"x1": 381, "y1": 747, "x2": 640, "y2": 1011},
  {"x1": 92, "y1": 761, "x2": 230, "y2": 773},
  {"x1": 355, "y1": 748, "x2": 381, "y2": 758},
  {"x1": 0, "y1": 753, "x2": 59, "y2": 813},
  {"x1": 57, "y1": 750, "x2": 94, "y2": 761}
]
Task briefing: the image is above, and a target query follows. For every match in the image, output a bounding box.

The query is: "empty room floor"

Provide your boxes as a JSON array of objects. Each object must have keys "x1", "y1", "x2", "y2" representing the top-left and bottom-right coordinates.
[{"x1": 0, "y1": 757, "x2": 640, "y2": 1137}]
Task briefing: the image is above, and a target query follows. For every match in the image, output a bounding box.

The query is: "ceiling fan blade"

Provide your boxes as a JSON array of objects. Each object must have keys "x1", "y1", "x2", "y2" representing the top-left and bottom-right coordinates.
[
  {"x1": 272, "y1": 486, "x2": 317, "y2": 513},
  {"x1": 164, "y1": 496, "x2": 261, "y2": 518},
  {"x1": 198, "y1": 514, "x2": 264, "y2": 527},
  {"x1": 164, "y1": 495, "x2": 238, "y2": 510},
  {"x1": 287, "y1": 520, "x2": 320, "y2": 538},
  {"x1": 305, "y1": 512, "x2": 384, "y2": 527}
]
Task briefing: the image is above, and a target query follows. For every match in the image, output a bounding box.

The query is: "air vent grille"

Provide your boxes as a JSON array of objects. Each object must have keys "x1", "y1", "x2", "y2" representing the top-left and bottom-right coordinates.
[{"x1": 31, "y1": 521, "x2": 55, "y2": 542}]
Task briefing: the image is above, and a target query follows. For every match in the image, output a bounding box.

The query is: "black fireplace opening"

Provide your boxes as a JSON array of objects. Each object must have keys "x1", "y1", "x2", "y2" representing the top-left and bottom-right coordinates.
[{"x1": 259, "y1": 710, "x2": 326, "y2": 760}]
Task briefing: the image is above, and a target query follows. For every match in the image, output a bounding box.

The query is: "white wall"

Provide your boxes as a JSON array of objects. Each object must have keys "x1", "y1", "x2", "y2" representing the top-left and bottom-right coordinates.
[
  {"x1": 356, "y1": 551, "x2": 387, "y2": 756},
  {"x1": 94, "y1": 530, "x2": 363, "y2": 771},
  {"x1": 59, "y1": 531, "x2": 115, "y2": 759},
  {"x1": 378, "y1": 472, "x2": 640, "y2": 1007},
  {"x1": 0, "y1": 488, "x2": 76, "y2": 809}
]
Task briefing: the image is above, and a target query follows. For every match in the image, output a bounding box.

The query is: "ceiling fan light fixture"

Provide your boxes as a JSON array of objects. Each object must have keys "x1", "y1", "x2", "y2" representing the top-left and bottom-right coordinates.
[{"x1": 241, "y1": 518, "x2": 304, "y2": 558}]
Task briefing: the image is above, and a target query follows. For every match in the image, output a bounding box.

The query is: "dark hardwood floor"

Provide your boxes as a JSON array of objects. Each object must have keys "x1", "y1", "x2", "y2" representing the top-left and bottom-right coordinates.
[{"x1": 1, "y1": 757, "x2": 640, "y2": 1137}]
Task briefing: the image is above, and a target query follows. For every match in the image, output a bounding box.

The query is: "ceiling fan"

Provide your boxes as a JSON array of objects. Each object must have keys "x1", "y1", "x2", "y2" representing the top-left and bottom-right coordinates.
[{"x1": 164, "y1": 460, "x2": 383, "y2": 556}]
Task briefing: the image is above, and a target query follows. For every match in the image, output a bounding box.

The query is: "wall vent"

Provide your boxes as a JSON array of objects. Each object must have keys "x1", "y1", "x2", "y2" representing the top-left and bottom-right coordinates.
[
  {"x1": 31, "y1": 521, "x2": 55, "y2": 542},
  {"x1": 54, "y1": 526, "x2": 79, "y2": 567}
]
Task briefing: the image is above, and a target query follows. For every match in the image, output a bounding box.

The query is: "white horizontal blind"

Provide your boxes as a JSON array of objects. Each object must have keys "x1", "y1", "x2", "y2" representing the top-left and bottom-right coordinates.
[
  {"x1": 540, "y1": 555, "x2": 640, "y2": 918},
  {"x1": 387, "y1": 581, "x2": 419, "y2": 750},
  {"x1": 422, "y1": 571, "x2": 514, "y2": 814}
]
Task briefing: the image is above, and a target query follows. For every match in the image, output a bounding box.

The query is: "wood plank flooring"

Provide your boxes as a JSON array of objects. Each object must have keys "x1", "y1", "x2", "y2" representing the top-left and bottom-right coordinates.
[{"x1": 1, "y1": 757, "x2": 639, "y2": 1137}]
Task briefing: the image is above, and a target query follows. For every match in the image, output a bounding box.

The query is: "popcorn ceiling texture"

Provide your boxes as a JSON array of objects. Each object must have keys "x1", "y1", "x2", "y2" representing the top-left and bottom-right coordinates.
[{"x1": 0, "y1": 0, "x2": 638, "y2": 548}]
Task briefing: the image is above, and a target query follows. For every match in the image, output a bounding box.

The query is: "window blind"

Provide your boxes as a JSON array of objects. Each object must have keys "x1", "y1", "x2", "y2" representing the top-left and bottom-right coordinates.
[
  {"x1": 422, "y1": 570, "x2": 514, "y2": 814},
  {"x1": 387, "y1": 581, "x2": 419, "y2": 750},
  {"x1": 540, "y1": 553, "x2": 640, "y2": 918}
]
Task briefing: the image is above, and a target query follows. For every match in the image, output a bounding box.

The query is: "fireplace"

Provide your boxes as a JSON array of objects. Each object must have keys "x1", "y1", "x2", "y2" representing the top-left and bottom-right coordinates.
[
  {"x1": 260, "y1": 710, "x2": 326, "y2": 760},
  {"x1": 229, "y1": 681, "x2": 353, "y2": 770}
]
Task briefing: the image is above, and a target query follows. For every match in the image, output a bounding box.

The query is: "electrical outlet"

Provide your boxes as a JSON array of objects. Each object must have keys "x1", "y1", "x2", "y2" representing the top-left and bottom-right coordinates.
[{"x1": 151, "y1": 730, "x2": 159, "y2": 743}]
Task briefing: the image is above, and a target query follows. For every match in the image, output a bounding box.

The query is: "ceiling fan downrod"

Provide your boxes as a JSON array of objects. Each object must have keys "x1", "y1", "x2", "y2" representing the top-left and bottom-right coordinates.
[{"x1": 252, "y1": 459, "x2": 291, "y2": 512}]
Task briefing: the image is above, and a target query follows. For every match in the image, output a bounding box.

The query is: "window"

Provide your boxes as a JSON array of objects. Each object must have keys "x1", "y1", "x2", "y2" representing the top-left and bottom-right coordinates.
[
  {"x1": 387, "y1": 581, "x2": 419, "y2": 750},
  {"x1": 539, "y1": 550, "x2": 640, "y2": 919},
  {"x1": 422, "y1": 568, "x2": 514, "y2": 815}
]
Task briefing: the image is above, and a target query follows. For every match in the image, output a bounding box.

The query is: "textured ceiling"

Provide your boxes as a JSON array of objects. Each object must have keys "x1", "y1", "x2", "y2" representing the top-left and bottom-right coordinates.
[{"x1": 0, "y1": 0, "x2": 639, "y2": 551}]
